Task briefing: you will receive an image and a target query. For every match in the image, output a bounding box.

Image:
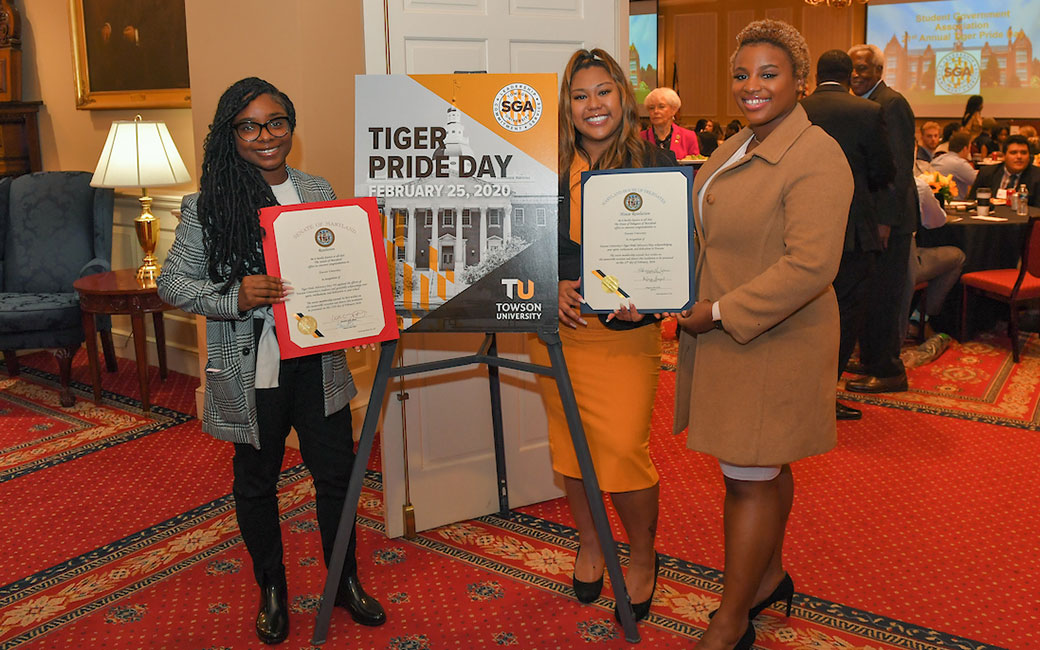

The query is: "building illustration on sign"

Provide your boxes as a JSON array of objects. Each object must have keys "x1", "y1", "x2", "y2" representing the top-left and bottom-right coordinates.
[
  {"x1": 370, "y1": 105, "x2": 556, "y2": 319},
  {"x1": 881, "y1": 24, "x2": 1035, "y2": 92}
]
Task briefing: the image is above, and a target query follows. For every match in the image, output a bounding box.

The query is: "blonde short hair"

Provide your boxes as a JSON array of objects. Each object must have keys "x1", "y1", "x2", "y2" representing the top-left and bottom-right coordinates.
[
  {"x1": 644, "y1": 87, "x2": 681, "y2": 111},
  {"x1": 848, "y1": 44, "x2": 885, "y2": 70},
  {"x1": 731, "y1": 19, "x2": 811, "y2": 83},
  {"x1": 921, "y1": 121, "x2": 940, "y2": 134}
]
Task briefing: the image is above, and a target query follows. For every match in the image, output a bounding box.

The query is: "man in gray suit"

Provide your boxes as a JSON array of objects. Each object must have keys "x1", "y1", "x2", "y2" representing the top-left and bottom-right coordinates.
[
  {"x1": 802, "y1": 49, "x2": 895, "y2": 419},
  {"x1": 844, "y1": 44, "x2": 918, "y2": 394}
]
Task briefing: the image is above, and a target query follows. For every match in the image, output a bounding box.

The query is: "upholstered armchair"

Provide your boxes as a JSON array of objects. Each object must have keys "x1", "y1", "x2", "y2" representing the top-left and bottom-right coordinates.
[{"x1": 0, "y1": 172, "x2": 116, "y2": 406}]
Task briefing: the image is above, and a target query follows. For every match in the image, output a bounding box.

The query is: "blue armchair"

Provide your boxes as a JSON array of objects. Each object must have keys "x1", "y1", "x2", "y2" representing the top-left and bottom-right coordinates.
[{"x1": 0, "y1": 172, "x2": 116, "y2": 406}]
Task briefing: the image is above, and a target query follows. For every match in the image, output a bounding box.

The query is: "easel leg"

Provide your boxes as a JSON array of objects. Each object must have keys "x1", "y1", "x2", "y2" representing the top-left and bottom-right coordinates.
[
  {"x1": 312, "y1": 339, "x2": 398, "y2": 646},
  {"x1": 545, "y1": 337, "x2": 640, "y2": 643},
  {"x1": 486, "y1": 333, "x2": 509, "y2": 515}
]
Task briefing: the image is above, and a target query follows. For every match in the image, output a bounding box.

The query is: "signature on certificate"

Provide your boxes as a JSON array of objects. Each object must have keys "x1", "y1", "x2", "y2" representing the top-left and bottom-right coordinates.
[{"x1": 335, "y1": 310, "x2": 369, "y2": 329}]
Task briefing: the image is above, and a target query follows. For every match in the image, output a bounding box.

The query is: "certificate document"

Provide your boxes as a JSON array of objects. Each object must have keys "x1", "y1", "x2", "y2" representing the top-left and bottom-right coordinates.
[
  {"x1": 260, "y1": 198, "x2": 398, "y2": 359},
  {"x1": 580, "y1": 167, "x2": 694, "y2": 313}
]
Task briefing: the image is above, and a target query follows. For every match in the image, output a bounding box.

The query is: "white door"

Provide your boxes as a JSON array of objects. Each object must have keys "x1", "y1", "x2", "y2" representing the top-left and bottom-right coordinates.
[{"x1": 362, "y1": 0, "x2": 628, "y2": 537}]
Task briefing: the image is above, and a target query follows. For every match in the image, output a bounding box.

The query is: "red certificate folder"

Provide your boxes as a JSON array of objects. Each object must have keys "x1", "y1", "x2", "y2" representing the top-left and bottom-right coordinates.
[{"x1": 259, "y1": 197, "x2": 399, "y2": 359}]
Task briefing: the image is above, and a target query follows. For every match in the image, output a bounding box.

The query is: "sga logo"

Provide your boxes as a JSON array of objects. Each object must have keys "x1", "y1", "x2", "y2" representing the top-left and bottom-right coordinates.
[
  {"x1": 501, "y1": 278, "x2": 534, "y2": 299},
  {"x1": 936, "y1": 50, "x2": 980, "y2": 95},
  {"x1": 493, "y1": 83, "x2": 543, "y2": 133}
]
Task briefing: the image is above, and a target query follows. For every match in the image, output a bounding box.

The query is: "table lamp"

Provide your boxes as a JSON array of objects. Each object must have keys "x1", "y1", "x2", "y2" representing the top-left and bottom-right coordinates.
[{"x1": 91, "y1": 116, "x2": 191, "y2": 283}]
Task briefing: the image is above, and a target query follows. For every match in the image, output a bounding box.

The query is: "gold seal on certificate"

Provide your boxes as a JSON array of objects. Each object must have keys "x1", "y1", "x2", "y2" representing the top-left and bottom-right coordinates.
[
  {"x1": 580, "y1": 167, "x2": 695, "y2": 313},
  {"x1": 296, "y1": 314, "x2": 319, "y2": 337}
]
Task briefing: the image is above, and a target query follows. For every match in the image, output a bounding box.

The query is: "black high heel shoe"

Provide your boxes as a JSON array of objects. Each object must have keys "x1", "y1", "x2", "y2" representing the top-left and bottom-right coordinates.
[
  {"x1": 709, "y1": 572, "x2": 795, "y2": 621},
  {"x1": 572, "y1": 546, "x2": 604, "y2": 604},
  {"x1": 748, "y1": 572, "x2": 794, "y2": 619},
  {"x1": 614, "y1": 552, "x2": 659, "y2": 623},
  {"x1": 734, "y1": 622, "x2": 756, "y2": 650}
]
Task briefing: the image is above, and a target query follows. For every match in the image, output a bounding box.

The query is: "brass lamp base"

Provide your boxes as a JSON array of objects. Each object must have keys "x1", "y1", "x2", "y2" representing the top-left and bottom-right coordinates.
[{"x1": 135, "y1": 191, "x2": 160, "y2": 287}]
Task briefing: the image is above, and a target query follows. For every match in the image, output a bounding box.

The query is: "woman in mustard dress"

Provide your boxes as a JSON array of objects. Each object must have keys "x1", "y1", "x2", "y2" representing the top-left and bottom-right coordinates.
[{"x1": 529, "y1": 48, "x2": 674, "y2": 622}]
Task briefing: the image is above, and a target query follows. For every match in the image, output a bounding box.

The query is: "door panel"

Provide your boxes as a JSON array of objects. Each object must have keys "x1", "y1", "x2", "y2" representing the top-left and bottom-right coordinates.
[{"x1": 363, "y1": 0, "x2": 626, "y2": 538}]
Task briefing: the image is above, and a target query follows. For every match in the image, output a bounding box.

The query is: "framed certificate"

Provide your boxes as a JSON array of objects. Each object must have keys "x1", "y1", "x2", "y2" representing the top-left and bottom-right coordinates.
[
  {"x1": 579, "y1": 167, "x2": 695, "y2": 313},
  {"x1": 260, "y1": 198, "x2": 399, "y2": 359}
]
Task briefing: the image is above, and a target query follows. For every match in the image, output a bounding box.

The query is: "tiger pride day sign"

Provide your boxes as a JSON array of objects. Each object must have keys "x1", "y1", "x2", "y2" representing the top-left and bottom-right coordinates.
[{"x1": 355, "y1": 73, "x2": 558, "y2": 334}]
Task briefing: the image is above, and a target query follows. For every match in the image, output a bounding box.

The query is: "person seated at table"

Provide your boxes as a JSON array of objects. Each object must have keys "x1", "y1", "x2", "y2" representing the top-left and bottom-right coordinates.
[
  {"x1": 933, "y1": 121, "x2": 963, "y2": 156},
  {"x1": 641, "y1": 87, "x2": 701, "y2": 159},
  {"x1": 899, "y1": 178, "x2": 965, "y2": 341},
  {"x1": 1018, "y1": 125, "x2": 1040, "y2": 158},
  {"x1": 694, "y1": 118, "x2": 719, "y2": 155},
  {"x1": 723, "y1": 119, "x2": 742, "y2": 141},
  {"x1": 991, "y1": 123, "x2": 1010, "y2": 155},
  {"x1": 930, "y1": 132, "x2": 977, "y2": 199},
  {"x1": 917, "y1": 121, "x2": 941, "y2": 163},
  {"x1": 968, "y1": 135, "x2": 1040, "y2": 205},
  {"x1": 973, "y1": 117, "x2": 999, "y2": 159}
]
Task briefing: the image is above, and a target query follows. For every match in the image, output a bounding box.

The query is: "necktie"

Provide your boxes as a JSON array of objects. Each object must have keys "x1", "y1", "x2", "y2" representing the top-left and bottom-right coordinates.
[{"x1": 1006, "y1": 174, "x2": 1019, "y2": 190}]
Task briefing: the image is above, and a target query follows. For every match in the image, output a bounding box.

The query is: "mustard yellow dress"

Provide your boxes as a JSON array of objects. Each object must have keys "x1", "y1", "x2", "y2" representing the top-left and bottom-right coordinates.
[{"x1": 528, "y1": 158, "x2": 661, "y2": 493}]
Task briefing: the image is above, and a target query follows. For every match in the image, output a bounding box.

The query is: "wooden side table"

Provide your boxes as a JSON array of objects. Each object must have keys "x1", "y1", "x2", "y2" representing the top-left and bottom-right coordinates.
[{"x1": 73, "y1": 269, "x2": 176, "y2": 411}]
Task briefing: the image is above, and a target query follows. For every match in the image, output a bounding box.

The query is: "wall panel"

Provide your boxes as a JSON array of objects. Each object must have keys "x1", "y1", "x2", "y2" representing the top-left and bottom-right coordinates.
[
  {"x1": 659, "y1": 0, "x2": 867, "y2": 126},
  {"x1": 674, "y1": 13, "x2": 718, "y2": 121}
]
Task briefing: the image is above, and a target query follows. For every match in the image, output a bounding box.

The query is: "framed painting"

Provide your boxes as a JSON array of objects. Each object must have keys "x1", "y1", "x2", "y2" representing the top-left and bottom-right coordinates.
[{"x1": 68, "y1": 0, "x2": 191, "y2": 110}]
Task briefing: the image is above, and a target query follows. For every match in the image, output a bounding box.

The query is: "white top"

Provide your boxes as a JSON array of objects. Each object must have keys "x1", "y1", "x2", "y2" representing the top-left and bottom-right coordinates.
[
  {"x1": 271, "y1": 177, "x2": 302, "y2": 206},
  {"x1": 697, "y1": 136, "x2": 753, "y2": 324},
  {"x1": 697, "y1": 137, "x2": 753, "y2": 225},
  {"x1": 255, "y1": 177, "x2": 302, "y2": 389}
]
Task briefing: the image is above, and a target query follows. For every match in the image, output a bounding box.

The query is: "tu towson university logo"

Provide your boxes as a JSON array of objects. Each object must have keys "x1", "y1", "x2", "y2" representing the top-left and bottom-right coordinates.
[{"x1": 497, "y1": 279, "x2": 542, "y2": 321}]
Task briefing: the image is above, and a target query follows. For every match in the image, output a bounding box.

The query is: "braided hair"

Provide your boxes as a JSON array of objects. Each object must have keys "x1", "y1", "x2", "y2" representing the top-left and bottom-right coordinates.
[{"x1": 198, "y1": 77, "x2": 296, "y2": 292}]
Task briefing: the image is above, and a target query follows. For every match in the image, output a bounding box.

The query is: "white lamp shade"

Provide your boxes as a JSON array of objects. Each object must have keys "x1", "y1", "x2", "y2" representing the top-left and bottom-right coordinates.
[{"x1": 91, "y1": 119, "x2": 191, "y2": 188}]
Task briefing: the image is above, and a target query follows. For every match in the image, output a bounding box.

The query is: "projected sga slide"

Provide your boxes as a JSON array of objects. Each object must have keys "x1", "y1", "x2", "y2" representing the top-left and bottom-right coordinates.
[{"x1": 866, "y1": 0, "x2": 1040, "y2": 117}]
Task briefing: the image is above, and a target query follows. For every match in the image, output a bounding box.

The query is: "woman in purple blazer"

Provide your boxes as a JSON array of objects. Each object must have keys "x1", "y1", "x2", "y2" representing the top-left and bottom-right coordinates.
[{"x1": 641, "y1": 87, "x2": 701, "y2": 160}]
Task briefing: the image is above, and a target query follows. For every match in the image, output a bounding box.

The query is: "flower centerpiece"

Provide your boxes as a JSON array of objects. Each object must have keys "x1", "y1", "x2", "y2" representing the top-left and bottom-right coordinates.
[{"x1": 918, "y1": 171, "x2": 957, "y2": 206}]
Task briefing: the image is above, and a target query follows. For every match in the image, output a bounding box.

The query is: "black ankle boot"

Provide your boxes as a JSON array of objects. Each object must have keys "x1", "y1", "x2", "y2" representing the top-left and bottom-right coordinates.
[
  {"x1": 255, "y1": 583, "x2": 289, "y2": 645},
  {"x1": 335, "y1": 573, "x2": 387, "y2": 626}
]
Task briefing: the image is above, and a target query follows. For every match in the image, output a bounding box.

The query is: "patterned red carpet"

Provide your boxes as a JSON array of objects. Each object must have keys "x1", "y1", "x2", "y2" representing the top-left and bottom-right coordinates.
[
  {"x1": 840, "y1": 332, "x2": 1040, "y2": 428},
  {"x1": 0, "y1": 348, "x2": 1033, "y2": 649}
]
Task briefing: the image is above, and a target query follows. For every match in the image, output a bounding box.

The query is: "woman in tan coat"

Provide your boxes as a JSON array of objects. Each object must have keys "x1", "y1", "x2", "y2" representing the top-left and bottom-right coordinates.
[{"x1": 675, "y1": 21, "x2": 853, "y2": 650}]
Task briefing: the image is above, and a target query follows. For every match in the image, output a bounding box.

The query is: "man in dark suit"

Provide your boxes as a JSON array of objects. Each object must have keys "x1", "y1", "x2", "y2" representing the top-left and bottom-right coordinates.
[
  {"x1": 844, "y1": 44, "x2": 918, "y2": 394},
  {"x1": 802, "y1": 50, "x2": 895, "y2": 419},
  {"x1": 968, "y1": 135, "x2": 1040, "y2": 204}
]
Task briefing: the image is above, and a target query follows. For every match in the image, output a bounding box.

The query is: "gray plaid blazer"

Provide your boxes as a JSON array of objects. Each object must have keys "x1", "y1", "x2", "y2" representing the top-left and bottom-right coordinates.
[{"x1": 157, "y1": 167, "x2": 357, "y2": 448}]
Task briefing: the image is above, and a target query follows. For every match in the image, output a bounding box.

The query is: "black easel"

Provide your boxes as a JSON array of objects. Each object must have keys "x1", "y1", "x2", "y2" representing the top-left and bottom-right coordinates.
[{"x1": 311, "y1": 331, "x2": 642, "y2": 644}]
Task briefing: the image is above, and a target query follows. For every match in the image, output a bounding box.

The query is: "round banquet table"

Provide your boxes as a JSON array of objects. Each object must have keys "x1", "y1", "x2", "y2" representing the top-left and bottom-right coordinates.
[{"x1": 916, "y1": 203, "x2": 1040, "y2": 336}]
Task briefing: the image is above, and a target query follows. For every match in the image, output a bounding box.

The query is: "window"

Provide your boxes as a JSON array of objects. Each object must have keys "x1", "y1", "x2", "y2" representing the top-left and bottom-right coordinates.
[
  {"x1": 442, "y1": 209, "x2": 455, "y2": 227},
  {"x1": 489, "y1": 209, "x2": 501, "y2": 227},
  {"x1": 514, "y1": 207, "x2": 525, "y2": 225},
  {"x1": 462, "y1": 209, "x2": 473, "y2": 227},
  {"x1": 422, "y1": 209, "x2": 433, "y2": 227},
  {"x1": 536, "y1": 207, "x2": 547, "y2": 226}
]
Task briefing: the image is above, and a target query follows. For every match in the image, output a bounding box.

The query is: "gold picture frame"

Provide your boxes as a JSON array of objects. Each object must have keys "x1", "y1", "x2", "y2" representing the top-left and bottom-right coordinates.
[{"x1": 68, "y1": 0, "x2": 190, "y2": 110}]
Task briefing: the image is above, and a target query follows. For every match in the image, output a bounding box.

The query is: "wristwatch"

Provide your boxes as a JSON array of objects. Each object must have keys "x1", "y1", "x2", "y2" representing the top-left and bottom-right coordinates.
[{"x1": 713, "y1": 319, "x2": 725, "y2": 331}]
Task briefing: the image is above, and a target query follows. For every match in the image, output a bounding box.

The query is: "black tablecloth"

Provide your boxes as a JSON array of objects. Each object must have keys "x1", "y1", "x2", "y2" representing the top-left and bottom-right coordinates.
[{"x1": 916, "y1": 205, "x2": 1038, "y2": 335}]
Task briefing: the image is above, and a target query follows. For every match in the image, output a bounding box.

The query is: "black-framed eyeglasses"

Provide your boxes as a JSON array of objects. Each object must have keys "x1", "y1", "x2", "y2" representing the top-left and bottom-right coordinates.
[{"x1": 233, "y1": 117, "x2": 291, "y2": 142}]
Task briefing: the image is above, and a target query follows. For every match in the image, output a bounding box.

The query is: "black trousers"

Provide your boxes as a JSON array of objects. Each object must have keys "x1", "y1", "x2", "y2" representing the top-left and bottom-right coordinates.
[
  {"x1": 232, "y1": 354, "x2": 358, "y2": 590},
  {"x1": 833, "y1": 248, "x2": 877, "y2": 378},
  {"x1": 858, "y1": 231, "x2": 913, "y2": 379}
]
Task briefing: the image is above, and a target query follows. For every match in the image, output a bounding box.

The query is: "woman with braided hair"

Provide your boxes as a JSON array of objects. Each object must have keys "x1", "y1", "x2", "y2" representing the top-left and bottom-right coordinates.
[{"x1": 158, "y1": 77, "x2": 385, "y2": 645}]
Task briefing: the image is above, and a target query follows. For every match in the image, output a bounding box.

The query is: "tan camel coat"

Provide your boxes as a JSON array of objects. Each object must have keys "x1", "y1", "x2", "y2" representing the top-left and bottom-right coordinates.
[{"x1": 674, "y1": 104, "x2": 853, "y2": 466}]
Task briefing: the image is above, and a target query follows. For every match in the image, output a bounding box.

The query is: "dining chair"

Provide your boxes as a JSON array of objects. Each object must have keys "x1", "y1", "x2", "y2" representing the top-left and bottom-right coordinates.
[{"x1": 960, "y1": 216, "x2": 1040, "y2": 362}]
